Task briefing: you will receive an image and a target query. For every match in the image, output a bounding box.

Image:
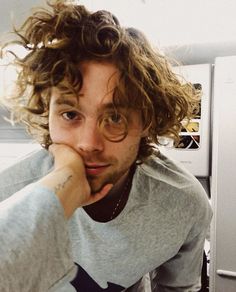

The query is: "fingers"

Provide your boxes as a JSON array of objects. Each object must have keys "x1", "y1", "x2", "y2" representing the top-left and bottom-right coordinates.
[
  {"x1": 48, "y1": 143, "x2": 70, "y2": 156},
  {"x1": 48, "y1": 144, "x2": 68, "y2": 169},
  {"x1": 48, "y1": 143, "x2": 84, "y2": 170},
  {"x1": 48, "y1": 144, "x2": 65, "y2": 160},
  {"x1": 98, "y1": 184, "x2": 114, "y2": 197}
]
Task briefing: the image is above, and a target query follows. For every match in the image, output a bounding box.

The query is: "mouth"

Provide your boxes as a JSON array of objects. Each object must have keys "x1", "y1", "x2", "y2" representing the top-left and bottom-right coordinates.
[{"x1": 85, "y1": 163, "x2": 110, "y2": 176}]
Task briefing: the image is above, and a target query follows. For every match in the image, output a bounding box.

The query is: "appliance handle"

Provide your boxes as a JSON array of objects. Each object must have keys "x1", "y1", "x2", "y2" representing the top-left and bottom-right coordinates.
[{"x1": 217, "y1": 269, "x2": 236, "y2": 278}]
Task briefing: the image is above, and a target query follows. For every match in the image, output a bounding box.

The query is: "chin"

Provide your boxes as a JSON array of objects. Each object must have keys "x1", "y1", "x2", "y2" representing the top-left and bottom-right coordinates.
[
  {"x1": 88, "y1": 172, "x2": 120, "y2": 194},
  {"x1": 88, "y1": 177, "x2": 109, "y2": 194},
  {"x1": 91, "y1": 169, "x2": 130, "y2": 194}
]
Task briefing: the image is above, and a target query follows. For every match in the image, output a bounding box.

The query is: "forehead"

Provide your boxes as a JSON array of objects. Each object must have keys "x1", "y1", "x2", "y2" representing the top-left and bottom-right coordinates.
[
  {"x1": 50, "y1": 60, "x2": 122, "y2": 110},
  {"x1": 79, "y1": 60, "x2": 120, "y2": 85},
  {"x1": 50, "y1": 91, "x2": 120, "y2": 114}
]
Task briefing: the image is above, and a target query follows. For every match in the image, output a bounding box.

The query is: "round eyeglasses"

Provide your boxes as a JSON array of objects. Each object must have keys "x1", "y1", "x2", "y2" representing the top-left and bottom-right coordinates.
[{"x1": 98, "y1": 111, "x2": 128, "y2": 142}]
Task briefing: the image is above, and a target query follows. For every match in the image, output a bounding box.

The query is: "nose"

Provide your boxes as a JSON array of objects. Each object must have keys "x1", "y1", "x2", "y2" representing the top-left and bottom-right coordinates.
[{"x1": 75, "y1": 119, "x2": 104, "y2": 154}]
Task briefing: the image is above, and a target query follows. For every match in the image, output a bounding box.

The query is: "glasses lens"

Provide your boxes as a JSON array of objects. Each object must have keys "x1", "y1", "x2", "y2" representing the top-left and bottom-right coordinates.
[{"x1": 99, "y1": 111, "x2": 128, "y2": 142}]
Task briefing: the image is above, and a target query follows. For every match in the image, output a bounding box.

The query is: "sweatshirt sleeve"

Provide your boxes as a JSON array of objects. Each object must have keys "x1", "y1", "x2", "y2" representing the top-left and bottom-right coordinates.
[{"x1": 0, "y1": 183, "x2": 77, "y2": 292}]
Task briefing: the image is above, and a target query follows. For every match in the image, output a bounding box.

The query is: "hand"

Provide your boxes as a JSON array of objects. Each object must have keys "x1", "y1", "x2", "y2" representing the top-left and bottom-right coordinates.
[{"x1": 38, "y1": 144, "x2": 113, "y2": 219}]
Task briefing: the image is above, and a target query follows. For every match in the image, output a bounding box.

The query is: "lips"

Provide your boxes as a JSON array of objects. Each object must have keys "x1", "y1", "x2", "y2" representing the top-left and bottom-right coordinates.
[{"x1": 85, "y1": 163, "x2": 110, "y2": 176}]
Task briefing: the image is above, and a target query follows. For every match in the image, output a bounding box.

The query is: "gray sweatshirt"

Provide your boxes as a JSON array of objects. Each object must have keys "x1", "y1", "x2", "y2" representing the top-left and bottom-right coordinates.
[{"x1": 0, "y1": 149, "x2": 212, "y2": 291}]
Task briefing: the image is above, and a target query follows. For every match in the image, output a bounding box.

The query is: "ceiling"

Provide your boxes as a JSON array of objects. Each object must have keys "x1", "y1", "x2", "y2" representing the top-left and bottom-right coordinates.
[
  {"x1": 0, "y1": 0, "x2": 236, "y2": 64},
  {"x1": 1, "y1": 0, "x2": 236, "y2": 47}
]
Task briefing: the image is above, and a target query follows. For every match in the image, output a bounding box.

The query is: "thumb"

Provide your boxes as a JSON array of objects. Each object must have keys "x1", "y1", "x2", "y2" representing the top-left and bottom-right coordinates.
[
  {"x1": 48, "y1": 143, "x2": 62, "y2": 156},
  {"x1": 86, "y1": 184, "x2": 114, "y2": 206},
  {"x1": 48, "y1": 144, "x2": 64, "y2": 168},
  {"x1": 48, "y1": 144, "x2": 61, "y2": 160}
]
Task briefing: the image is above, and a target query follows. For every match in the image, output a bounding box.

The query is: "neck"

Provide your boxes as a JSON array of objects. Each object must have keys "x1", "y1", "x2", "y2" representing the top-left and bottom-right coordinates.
[{"x1": 102, "y1": 170, "x2": 130, "y2": 203}]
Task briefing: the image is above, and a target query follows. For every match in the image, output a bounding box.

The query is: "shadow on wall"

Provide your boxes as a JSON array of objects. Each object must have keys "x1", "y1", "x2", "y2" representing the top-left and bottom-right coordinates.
[{"x1": 163, "y1": 40, "x2": 236, "y2": 65}]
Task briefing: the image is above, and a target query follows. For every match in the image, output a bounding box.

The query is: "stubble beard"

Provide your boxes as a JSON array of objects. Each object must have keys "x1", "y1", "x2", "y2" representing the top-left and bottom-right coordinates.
[
  {"x1": 87, "y1": 167, "x2": 129, "y2": 194},
  {"x1": 86, "y1": 143, "x2": 140, "y2": 194}
]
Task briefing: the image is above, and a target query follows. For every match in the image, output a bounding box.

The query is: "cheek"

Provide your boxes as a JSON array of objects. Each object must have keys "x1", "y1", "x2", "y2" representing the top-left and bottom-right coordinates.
[
  {"x1": 49, "y1": 117, "x2": 70, "y2": 144},
  {"x1": 110, "y1": 136, "x2": 141, "y2": 160}
]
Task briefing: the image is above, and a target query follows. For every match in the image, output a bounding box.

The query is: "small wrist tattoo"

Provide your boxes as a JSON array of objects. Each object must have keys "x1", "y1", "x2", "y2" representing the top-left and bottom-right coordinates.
[{"x1": 55, "y1": 174, "x2": 73, "y2": 193}]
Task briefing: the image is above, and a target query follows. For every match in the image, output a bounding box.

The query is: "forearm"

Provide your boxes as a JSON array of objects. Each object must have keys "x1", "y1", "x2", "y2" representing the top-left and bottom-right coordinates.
[
  {"x1": 0, "y1": 184, "x2": 75, "y2": 291},
  {"x1": 39, "y1": 167, "x2": 81, "y2": 219}
]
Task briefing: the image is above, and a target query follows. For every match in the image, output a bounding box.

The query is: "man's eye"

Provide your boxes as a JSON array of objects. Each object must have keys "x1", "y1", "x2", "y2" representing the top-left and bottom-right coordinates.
[
  {"x1": 99, "y1": 111, "x2": 128, "y2": 142},
  {"x1": 62, "y1": 111, "x2": 80, "y2": 121},
  {"x1": 108, "y1": 113, "x2": 122, "y2": 124}
]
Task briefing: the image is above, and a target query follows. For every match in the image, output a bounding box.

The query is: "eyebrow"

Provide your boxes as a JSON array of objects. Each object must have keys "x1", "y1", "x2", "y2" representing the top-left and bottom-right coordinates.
[
  {"x1": 52, "y1": 96, "x2": 80, "y2": 107},
  {"x1": 100, "y1": 103, "x2": 119, "y2": 110},
  {"x1": 52, "y1": 96, "x2": 125, "y2": 112},
  {"x1": 53, "y1": 94, "x2": 125, "y2": 115},
  {"x1": 98, "y1": 103, "x2": 127, "y2": 114}
]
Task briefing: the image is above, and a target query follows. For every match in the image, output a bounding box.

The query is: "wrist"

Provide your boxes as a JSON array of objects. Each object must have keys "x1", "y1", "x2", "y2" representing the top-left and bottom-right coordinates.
[{"x1": 39, "y1": 168, "x2": 78, "y2": 219}]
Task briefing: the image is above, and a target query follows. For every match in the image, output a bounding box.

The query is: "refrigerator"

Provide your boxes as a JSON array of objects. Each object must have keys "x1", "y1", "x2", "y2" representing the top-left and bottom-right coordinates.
[{"x1": 210, "y1": 55, "x2": 236, "y2": 291}]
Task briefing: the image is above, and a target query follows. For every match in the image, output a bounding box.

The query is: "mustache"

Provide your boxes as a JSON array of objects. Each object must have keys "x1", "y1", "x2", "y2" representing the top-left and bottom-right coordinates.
[{"x1": 82, "y1": 154, "x2": 117, "y2": 165}]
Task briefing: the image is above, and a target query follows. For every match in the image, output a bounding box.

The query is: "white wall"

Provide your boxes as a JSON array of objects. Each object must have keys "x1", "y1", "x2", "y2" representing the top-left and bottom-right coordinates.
[
  {"x1": 82, "y1": 0, "x2": 236, "y2": 46},
  {"x1": 0, "y1": 143, "x2": 40, "y2": 171},
  {"x1": 0, "y1": 0, "x2": 236, "y2": 47}
]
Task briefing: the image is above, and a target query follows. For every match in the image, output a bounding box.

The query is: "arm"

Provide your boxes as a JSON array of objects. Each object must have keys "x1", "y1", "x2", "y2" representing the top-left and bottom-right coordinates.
[
  {"x1": 0, "y1": 184, "x2": 76, "y2": 291},
  {"x1": 0, "y1": 144, "x2": 112, "y2": 291}
]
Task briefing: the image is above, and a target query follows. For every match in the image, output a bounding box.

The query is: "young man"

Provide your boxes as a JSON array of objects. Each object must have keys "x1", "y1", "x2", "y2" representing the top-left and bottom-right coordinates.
[{"x1": 0, "y1": 2, "x2": 212, "y2": 291}]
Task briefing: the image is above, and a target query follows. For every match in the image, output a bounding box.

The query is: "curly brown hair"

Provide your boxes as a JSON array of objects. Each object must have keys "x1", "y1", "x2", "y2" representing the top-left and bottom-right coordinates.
[{"x1": 0, "y1": 0, "x2": 200, "y2": 162}]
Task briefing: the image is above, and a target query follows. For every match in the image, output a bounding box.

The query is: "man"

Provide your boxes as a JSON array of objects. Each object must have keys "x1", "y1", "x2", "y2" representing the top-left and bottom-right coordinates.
[{"x1": 0, "y1": 1, "x2": 212, "y2": 291}]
